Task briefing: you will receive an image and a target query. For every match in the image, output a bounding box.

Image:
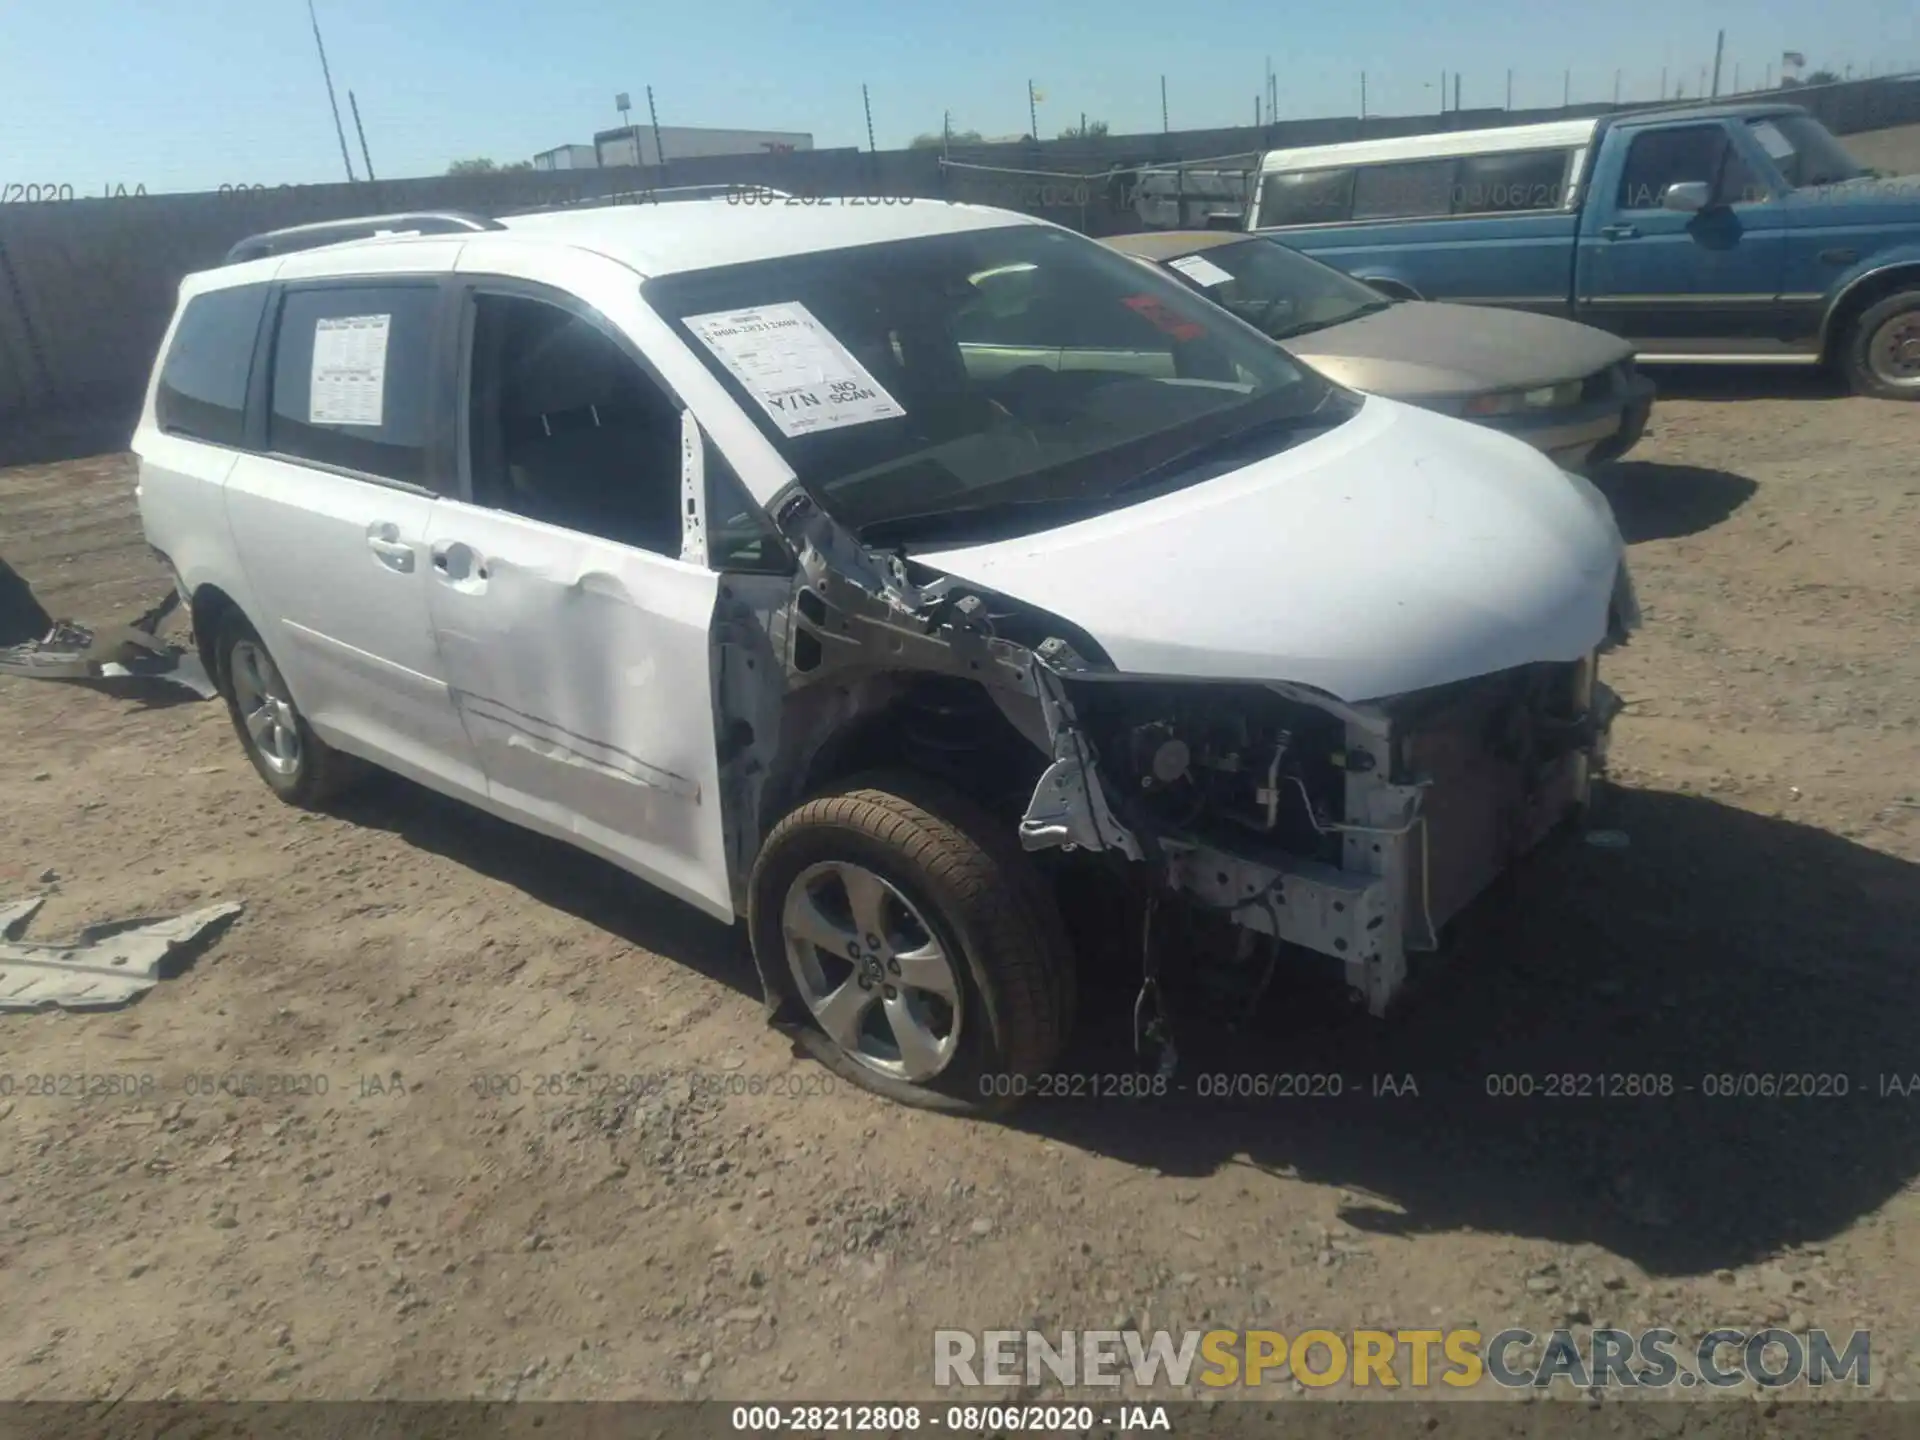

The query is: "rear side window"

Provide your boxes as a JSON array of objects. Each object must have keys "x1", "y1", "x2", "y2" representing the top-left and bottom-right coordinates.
[
  {"x1": 1453, "y1": 149, "x2": 1571, "y2": 213},
  {"x1": 268, "y1": 285, "x2": 440, "y2": 485},
  {"x1": 154, "y1": 284, "x2": 269, "y2": 447},
  {"x1": 1257, "y1": 169, "x2": 1355, "y2": 227},
  {"x1": 1351, "y1": 160, "x2": 1456, "y2": 220}
]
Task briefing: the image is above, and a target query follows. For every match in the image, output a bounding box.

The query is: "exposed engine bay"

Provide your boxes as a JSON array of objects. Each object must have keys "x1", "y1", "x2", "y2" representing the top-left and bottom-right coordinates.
[{"x1": 719, "y1": 481, "x2": 1637, "y2": 1072}]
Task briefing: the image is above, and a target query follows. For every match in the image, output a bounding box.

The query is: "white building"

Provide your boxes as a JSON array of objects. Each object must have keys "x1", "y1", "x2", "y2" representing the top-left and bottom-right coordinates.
[
  {"x1": 533, "y1": 144, "x2": 600, "y2": 171},
  {"x1": 592, "y1": 125, "x2": 814, "y2": 168}
]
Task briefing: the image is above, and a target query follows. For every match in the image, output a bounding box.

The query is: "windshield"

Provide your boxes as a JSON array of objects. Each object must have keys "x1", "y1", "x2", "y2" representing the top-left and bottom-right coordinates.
[
  {"x1": 642, "y1": 223, "x2": 1344, "y2": 546},
  {"x1": 1144, "y1": 237, "x2": 1393, "y2": 341},
  {"x1": 1750, "y1": 114, "x2": 1869, "y2": 189}
]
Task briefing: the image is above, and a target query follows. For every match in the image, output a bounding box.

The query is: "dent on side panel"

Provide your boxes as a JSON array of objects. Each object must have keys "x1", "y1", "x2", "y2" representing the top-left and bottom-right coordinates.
[
  {"x1": 449, "y1": 554, "x2": 709, "y2": 800},
  {"x1": 432, "y1": 528, "x2": 732, "y2": 916}
]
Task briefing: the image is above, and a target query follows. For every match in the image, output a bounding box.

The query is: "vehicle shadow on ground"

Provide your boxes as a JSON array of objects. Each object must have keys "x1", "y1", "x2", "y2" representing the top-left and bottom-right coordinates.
[
  {"x1": 331, "y1": 772, "x2": 759, "y2": 998},
  {"x1": 1025, "y1": 784, "x2": 1920, "y2": 1277},
  {"x1": 1588, "y1": 462, "x2": 1758, "y2": 544},
  {"x1": 1639, "y1": 366, "x2": 1849, "y2": 402}
]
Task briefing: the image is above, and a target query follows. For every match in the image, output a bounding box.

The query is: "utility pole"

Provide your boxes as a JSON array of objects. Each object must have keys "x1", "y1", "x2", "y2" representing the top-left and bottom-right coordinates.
[
  {"x1": 1360, "y1": 72, "x2": 1368, "y2": 120},
  {"x1": 1506, "y1": 68, "x2": 1513, "y2": 109},
  {"x1": 646, "y1": 85, "x2": 666, "y2": 170},
  {"x1": 306, "y1": 0, "x2": 356, "y2": 182},
  {"x1": 862, "y1": 83, "x2": 876, "y2": 152},
  {"x1": 1563, "y1": 69, "x2": 1571, "y2": 107},
  {"x1": 1028, "y1": 80, "x2": 1038, "y2": 139},
  {"x1": 942, "y1": 109, "x2": 950, "y2": 160},
  {"x1": 1711, "y1": 29, "x2": 1725, "y2": 97},
  {"x1": 1660, "y1": 65, "x2": 1667, "y2": 99},
  {"x1": 1439, "y1": 69, "x2": 1447, "y2": 113},
  {"x1": 348, "y1": 90, "x2": 375, "y2": 181},
  {"x1": 1453, "y1": 73, "x2": 1461, "y2": 111},
  {"x1": 1161, "y1": 74, "x2": 1168, "y2": 131}
]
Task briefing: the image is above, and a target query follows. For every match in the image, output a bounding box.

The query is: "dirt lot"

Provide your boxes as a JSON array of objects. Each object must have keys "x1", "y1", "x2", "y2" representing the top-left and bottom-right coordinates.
[{"x1": 1, "y1": 375, "x2": 1917, "y2": 1409}]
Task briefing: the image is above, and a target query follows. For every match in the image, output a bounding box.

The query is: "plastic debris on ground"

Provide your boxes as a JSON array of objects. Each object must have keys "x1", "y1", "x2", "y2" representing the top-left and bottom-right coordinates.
[{"x1": 0, "y1": 896, "x2": 243, "y2": 1012}]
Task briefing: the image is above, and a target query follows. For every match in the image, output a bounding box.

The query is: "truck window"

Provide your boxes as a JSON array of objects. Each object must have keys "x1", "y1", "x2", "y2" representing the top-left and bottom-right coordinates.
[
  {"x1": 154, "y1": 284, "x2": 270, "y2": 448},
  {"x1": 1453, "y1": 149, "x2": 1570, "y2": 213},
  {"x1": 1257, "y1": 169, "x2": 1355, "y2": 227},
  {"x1": 1351, "y1": 160, "x2": 1455, "y2": 221},
  {"x1": 1617, "y1": 125, "x2": 1759, "y2": 210},
  {"x1": 1749, "y1": 115, "x2": 1868, "y2": 189}
]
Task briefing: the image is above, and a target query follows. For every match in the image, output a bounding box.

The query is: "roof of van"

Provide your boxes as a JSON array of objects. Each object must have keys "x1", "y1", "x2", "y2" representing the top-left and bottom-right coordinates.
[
  {"x1": 1256, "y1": 100, "x2": 1810, "y2": 172},
  {"x1": 188, "y1": 198, "x2": 1041, "y2": 293}
]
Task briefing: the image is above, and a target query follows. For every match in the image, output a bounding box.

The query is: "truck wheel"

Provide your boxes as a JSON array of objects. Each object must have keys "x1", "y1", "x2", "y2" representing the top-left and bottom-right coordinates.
[
  {"x1": 1841, "y1": 289, "x2": 1920, "y2": 399},
  {"x1": 217, "y1": 614, "x2": 360, "y2": 808},
  {"x1": 749, "y1": 772, "x2": 1074, "y2": 1115}
]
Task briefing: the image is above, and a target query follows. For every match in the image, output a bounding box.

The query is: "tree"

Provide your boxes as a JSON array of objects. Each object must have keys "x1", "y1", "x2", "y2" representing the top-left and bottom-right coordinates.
[
  {"x1": 910, "y1": 129, "x2": 983, "y2": 148},
  {"x1": 1057, "y1": 118, "x2": 1110, "y2": 139},
  {"x1": 1804, "y1": 68, "x2": 1841, "y2": 85},
  {"x1": 446, "y1": 157, "x2": 533, "y2": 175}
]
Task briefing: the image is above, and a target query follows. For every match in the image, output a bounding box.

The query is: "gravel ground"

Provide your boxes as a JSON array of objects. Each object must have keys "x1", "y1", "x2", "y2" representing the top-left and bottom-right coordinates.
[{"x1": 0, "y1": 374, "x2": 1917, "y2": 1411}]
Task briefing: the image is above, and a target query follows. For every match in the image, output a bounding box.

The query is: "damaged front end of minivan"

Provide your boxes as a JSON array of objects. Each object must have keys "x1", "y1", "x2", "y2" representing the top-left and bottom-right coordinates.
[{"x1": 710, "y1": 468, "x2": 1641, "y2": 1075}]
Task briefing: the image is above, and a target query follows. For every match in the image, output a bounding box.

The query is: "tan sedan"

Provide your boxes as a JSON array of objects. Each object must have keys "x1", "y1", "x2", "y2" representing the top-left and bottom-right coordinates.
[{"x1": 1103, "y1": 230, "x2": 1655, "y2": 471}]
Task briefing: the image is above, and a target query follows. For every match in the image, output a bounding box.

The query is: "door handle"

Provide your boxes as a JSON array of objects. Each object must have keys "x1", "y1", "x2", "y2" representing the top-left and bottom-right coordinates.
[
  {"x1": 365, "y1": 526, "x2": 415, "y2": 573},
  {"x1": 430, "y1": 541, "x2": 489, "y2": 585},
  {"x1": 1599, "y1": 223, "x2": 1639, "y2": 240}
]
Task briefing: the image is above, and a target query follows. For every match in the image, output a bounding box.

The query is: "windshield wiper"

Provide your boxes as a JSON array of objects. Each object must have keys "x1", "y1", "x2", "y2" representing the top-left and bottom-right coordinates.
[
  {"x1": 1265, "y1": 297, "x2": 1395, "y2": 341},
  {"x1": 1110, "y1": 399, "x2": 1343, "y2": 497},
  {"x1": 859, "y1": 493, "x2": 1096, "y2": 549}
]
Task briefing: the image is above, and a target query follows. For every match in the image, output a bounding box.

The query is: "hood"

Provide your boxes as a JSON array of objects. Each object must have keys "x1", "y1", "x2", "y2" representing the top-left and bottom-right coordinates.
[
  {"x1": 1780, "y1": 172, "x2": 1920, "y2": 218},
  {"x1": 915, "y1": 395, "x2": 1626, "y2": 703},
  {"x1": 1286, "y1": 301, "x2": 1632, "y2": 397}
]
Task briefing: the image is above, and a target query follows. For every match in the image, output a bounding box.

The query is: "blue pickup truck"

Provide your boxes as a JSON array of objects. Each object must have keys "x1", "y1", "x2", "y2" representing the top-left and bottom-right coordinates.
[{"x1": 1241, "y1": 102, "x2": 1920, "y2": 398}]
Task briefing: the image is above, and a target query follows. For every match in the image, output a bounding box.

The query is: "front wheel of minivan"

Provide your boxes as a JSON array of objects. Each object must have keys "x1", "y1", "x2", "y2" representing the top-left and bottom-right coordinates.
[
  {"x1": 216, "y1": 614, "x2": 361, "y2": 809},
  {"x1": 749, "y1": 773, "x2": 1075, "y2": 1115}
]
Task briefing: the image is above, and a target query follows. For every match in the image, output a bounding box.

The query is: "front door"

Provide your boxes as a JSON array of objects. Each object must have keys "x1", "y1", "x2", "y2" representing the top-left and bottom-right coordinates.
[
  {"x1": 1577, "y1": 121, "x2": 1790, "y2": 353},
  {"x1": 423, "y1": 280, "x2": 734, "y2": 921}
]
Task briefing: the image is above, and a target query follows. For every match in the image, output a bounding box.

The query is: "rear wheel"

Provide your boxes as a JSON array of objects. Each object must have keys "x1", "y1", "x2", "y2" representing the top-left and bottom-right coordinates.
[
  {"x1": 749, "y1": 772, "x2": 1074, "y2": 1114},
  {"x1": 1841, "y1": 288, "x2": 1920, "y2": 399},
  {"x1": 217, "y1": 614, "x2": 360, "y2": 808}
]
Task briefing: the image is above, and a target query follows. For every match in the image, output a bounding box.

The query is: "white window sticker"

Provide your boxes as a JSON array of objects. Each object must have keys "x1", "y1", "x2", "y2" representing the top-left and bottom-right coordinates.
[
  {"x1": 1751, "y1": 121, "x2": 1795, "y2": 160},
  {"x1": 683, "y1": 302, "x2": 906, "y2": 438},
  {"x1": 1166, "y1": 253, "x2": 1236, "y2": 288},
  {"x1": 309, "y1": 314, "x2": 391, "y2": 427}
]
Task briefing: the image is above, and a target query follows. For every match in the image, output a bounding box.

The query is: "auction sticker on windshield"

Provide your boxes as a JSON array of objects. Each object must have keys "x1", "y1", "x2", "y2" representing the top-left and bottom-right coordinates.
[
  {"x1": 684, "y1": 302, "x2": 906, "y2": 438},
  {"x1": 1167, "y1": 254, "x2": 1235, "y2": 288}
]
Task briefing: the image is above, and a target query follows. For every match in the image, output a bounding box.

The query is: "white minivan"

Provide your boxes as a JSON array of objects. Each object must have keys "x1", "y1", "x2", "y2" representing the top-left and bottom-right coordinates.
[{"x1": 135, "y1": 198, "x2": 1639, "y2": 1112}]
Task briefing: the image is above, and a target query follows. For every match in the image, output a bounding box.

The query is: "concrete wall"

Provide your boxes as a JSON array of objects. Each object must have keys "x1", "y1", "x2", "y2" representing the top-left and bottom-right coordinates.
[{"x1": 2, "y1": 73, "x2": 1917, "y2": 467}]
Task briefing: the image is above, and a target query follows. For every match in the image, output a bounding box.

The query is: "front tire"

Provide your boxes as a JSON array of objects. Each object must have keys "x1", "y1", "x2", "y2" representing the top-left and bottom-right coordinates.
[
  {"x1": 749, "y1": 772, "x2": 1074, "y2": 1114},
  {"x1": 216, "y1": 614, "x2": 359, "y2": 808},
  {"x1": 1841, "y1": 289, "x2": 1920, "y2": 399}
]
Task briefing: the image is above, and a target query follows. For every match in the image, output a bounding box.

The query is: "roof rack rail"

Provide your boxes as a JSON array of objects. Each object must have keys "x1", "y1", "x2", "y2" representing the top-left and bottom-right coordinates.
[
  {"x1": 502, "y1": 183, "x2": 785, "y2": 217},
  {"x1": 223, "y1": 211, "x2": 505, "y2": 265}
]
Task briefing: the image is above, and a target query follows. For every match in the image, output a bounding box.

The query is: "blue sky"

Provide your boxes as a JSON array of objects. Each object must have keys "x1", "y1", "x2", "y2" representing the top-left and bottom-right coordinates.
[{"x1": 2, "y1": 0, "x2": 1916, "y2": 193}]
